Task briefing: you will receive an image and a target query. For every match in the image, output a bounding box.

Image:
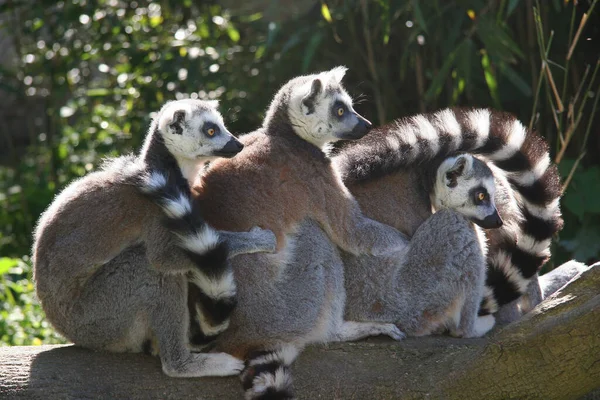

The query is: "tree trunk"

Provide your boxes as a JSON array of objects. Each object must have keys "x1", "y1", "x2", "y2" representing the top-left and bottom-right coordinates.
[{"x1": 1, "y1": 264, "x2": 598, "y2": 400}]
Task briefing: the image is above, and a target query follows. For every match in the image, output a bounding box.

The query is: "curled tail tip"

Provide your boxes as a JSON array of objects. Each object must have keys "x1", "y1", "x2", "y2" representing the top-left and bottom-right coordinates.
[
  {"x1": 241, "y1": 347, "x2": 299, "y2": 400},
  {"x1": 242, "y1": 364, "x2": 294, "y2": 400}
]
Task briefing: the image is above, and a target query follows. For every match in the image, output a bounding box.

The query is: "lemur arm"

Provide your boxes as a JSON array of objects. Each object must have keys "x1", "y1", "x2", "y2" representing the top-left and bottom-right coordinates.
[
  {"x1": 218, "y1": 228, "x2": 277, "y2": 258},
  {"x1": 143, "y1": 220, "x2": 277, "y2": 274},
  {"x1": 315, "y1": 182, "x2": 409, "y2": 257}
]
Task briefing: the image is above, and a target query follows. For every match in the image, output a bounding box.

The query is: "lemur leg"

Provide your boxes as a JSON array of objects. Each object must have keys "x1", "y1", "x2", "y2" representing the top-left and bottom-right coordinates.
[
  {"x1": 520, "y1": 274, "x2": 543, "y2": 313},
  {"x1": 218, "y1": 227, "x2": 277, "y2": 258},
  {"x1": 149, "y1": 273, "x2": 242, "y2": 378},
  {"x1": 388, "y1": 209, "x2": 490, "y2": 337},
  {"x1": 333, "y1": 321, "x2": 405, "y2": 342},
  {"x1": 451, "y1": 293, "x2": 495, "y2": 338},
  {"x1": 70, "y1": 244, "x2": 243, "y2": 378}
]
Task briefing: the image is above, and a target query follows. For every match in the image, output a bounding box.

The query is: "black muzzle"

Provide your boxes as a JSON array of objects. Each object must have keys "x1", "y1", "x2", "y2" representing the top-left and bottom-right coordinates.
[
  {"x1": 213, "y1": 138, "x2": 244, "y2": 158},
  {"x1": 473, "y1": 210, "x2": 504, "y2": 229},
  {"x1": 337, "y1": 113, "x2": 373, "y2": 140}
]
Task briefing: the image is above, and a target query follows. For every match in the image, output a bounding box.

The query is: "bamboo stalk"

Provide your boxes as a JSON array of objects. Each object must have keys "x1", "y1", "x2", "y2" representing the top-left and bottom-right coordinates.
[
  {"x1": 545, "y1": 61, "x2": 564, "y2": 112},
  {"x1": 566, "y1": 7, "x2": 594, "y2": 61}
]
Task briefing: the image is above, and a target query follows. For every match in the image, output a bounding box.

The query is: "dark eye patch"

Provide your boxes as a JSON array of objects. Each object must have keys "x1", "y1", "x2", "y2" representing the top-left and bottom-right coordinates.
[
  {"x1": 332, "y1": 100, "x2": 348, "y2": 119},
  {"x1": 469, "y1": 186, "x2": 489, "y2": 205},
  {"x1": 202, "y1": 122, "x2": 220, "y2": 137}
]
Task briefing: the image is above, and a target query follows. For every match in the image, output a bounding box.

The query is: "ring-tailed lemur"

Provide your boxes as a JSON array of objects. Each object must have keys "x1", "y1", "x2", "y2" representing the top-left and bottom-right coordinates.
[
  {"x1": 32, "y1": 99, "x2": 276, "y2": 378},
  {"x1": 344, "y1": 153, "x2": 504, "y2": 339},
  {"x1": 190, "y1": 68, "x2": 412, "y2": 398},
  {"x1": 333, "y1": 108, "x2": 563, "y2": 317}
]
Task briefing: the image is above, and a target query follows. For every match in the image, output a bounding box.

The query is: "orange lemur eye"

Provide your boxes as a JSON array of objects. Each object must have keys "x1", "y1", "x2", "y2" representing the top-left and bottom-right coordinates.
[
  {"x1": 478, "y1": 192, "x2": 486, "y2": 201},
  {"x1": 337, "y1": 107, "x2": 344, "y2": 116},
  {"x1": 207, "y1": 128, "x2": 215, "y2": 136}
]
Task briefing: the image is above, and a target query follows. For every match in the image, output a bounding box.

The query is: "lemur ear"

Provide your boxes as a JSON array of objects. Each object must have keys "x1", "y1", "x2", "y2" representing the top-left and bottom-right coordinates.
[
  {"x1": 167, "y1": 110, "x2": 186, "y2": 135},
  {"x1": 301, "y1": 79, "x2": 323, "y2": 115},
  {"x1": 205, "y1": 100, "x2": 219, "y2": 109},
  {"x1": 445, "y1": 156, "x2": 468, "y2": 188},
  {"x1": 329, "y1": 66, "x2": 348, "y2": 83}
]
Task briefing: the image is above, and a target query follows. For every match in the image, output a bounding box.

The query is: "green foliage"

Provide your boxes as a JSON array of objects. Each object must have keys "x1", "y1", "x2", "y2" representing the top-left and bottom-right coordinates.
[
  {"x1": 0, "y1": 0, "x2": 598, "y2": 345},
  {"x1": 0, "y1": 257, "x2": 65, "y2": 345}
]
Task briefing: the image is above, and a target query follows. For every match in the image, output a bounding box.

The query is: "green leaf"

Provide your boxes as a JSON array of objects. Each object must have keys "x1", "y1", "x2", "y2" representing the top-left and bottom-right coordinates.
[
  {"x1": 227, "y1": 25, "x2": 240, "y2": 43},
  {"x1": 507, "y1": 0, "x2": 521, "y2": 16},
  {"x1": 560, "y1": 224, "x2": 600, "y2": 262},
  {"x1": 481, "y1": 51, "x2": 501, "y2": 108},
  {"x1": 499, "y1": 62, "x2": 532, "y2": 96},
  {"x1": 562, "y1": 166, "x2": 600, "y2": 219},
  {"x1": 321, "y1": 3, "x2": 333, "y2": 23},
  {"x1": 86, "y1": 88, "x2": 110, "y2": 96},
  {"x1": 0, "y1": 258, "x2": 18, "y2": 275},
  {"x1": 425, "y1": 40, "x2": 464, "y2": 100},
  {"x1": 302, "y1": 33, "x2": 323, "y2": 72},
  {"x1": 412, "y1": 0, "x2": 428, "y2": 34}
]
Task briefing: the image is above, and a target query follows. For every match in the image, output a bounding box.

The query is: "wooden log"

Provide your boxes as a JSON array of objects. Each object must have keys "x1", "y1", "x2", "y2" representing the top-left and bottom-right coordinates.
[{"x1": 1, "y1": 264, "x2": 598, "y2": 400}]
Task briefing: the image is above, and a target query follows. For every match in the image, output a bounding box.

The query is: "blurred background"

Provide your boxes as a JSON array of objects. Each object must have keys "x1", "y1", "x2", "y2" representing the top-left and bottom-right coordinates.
[{"x1": 0, "y1": 0, "x2": 598, "y2": 345}]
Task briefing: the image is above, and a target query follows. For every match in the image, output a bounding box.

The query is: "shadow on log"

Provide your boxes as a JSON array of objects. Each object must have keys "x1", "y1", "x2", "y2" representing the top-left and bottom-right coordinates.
[{"x1": 1, "y1": 264, "x2": 598, "y2": 400}]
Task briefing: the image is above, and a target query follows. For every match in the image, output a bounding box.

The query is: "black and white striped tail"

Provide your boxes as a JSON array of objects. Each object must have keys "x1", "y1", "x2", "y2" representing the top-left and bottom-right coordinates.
[
  {"x1": 241, "y1": 346, "x2": 298, "y2": 400},
  {"x1": 136, "y1": 170, "x2": 236, "y2": 340},
  {"x1": 336, "y1": 108, "x2": 563, "y2": 315}
]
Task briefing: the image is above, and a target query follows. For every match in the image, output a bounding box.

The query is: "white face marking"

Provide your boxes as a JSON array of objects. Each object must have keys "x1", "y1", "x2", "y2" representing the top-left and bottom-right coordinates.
[
  {"x1": 433, "y1": 155, "x2": 499, "y2": 223},
  {"x1": 156, "y1": 99, "x2": 237, "y2": 160},
  {"x1": 287, "y1": 67, "x2": 369, "y2": 148}
]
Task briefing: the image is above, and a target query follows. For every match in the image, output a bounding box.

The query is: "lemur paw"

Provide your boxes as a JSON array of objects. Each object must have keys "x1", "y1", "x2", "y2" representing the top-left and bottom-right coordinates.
[
  {"x1": 383, "y1": 324, "x2": 406, "y2": 341},
  {"x1": 163, "y1": 352, "x2": 244, "y2": 377},
  {"x1": 200, "y1": 352, "x2": 245, "y2": 376},
  {"x1": 247, "y1": 226, "x2": 277, "y2": 253}
]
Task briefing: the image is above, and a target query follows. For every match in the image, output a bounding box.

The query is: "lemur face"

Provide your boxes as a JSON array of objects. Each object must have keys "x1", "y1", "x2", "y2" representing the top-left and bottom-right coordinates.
[
  {"x1": 433, "y1": 154, "x2": 503, "y2": 229},
  {"x1": 288, "y1": 67, "x2": 372, "y2": 148},
  {"x1": 157, "y1": 99, "x2": 243, "y2": 160}
]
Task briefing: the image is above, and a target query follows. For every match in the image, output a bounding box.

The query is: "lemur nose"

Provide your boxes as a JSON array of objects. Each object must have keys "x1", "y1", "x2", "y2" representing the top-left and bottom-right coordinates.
[{"x1": 215, "y1": 138, "x2": 244, "y2": 158}]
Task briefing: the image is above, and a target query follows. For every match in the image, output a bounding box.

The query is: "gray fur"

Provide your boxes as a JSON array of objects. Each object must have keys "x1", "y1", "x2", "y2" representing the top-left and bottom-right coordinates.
[
  {"x1": 343, "y1": 208, "x2": 491, "y2": 338},
  {"x1": 32, "y1": 100, "x2": 276, "y2": 378}
]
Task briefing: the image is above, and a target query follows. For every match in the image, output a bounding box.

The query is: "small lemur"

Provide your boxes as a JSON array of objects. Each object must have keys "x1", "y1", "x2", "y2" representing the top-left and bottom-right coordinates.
[
  {"x1": 333, "y1": 108, "x2": 563, "y2": 319},
  {"x1": 189, "y1": 68, "x2": 411, "y2": 398},
  {"x1": 32, "y1": 99, "x2": 276, "y2": 378},
  {"x1": 344, "y1": 153, "x2": 503, "y2": 339}
]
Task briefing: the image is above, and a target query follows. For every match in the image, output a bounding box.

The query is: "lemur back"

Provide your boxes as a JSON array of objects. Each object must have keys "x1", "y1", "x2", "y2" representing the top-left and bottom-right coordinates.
[
  {"x1": 334, "y1": 108, "x2": 563, "y2": 316},
  {"x1": 33, "y1": 99, "x2": 276, "y2": 378}
]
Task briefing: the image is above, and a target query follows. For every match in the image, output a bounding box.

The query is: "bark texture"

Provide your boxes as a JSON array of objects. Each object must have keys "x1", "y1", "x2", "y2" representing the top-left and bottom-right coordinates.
[{"x1": 1, "y1": 264, "x2": 598, "y2": 400}]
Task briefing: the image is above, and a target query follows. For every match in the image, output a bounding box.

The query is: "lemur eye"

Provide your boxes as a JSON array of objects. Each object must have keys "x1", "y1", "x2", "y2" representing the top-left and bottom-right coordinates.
[
  {"x1": 203, "y1": 123, "x2": 219, "y2": 137},
  {"x1": 477, "y1": 192, "x2": 486, "y2": 202},
  {"x1": 337, "y1": 107, "x2": 345, "y2": 116}
]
